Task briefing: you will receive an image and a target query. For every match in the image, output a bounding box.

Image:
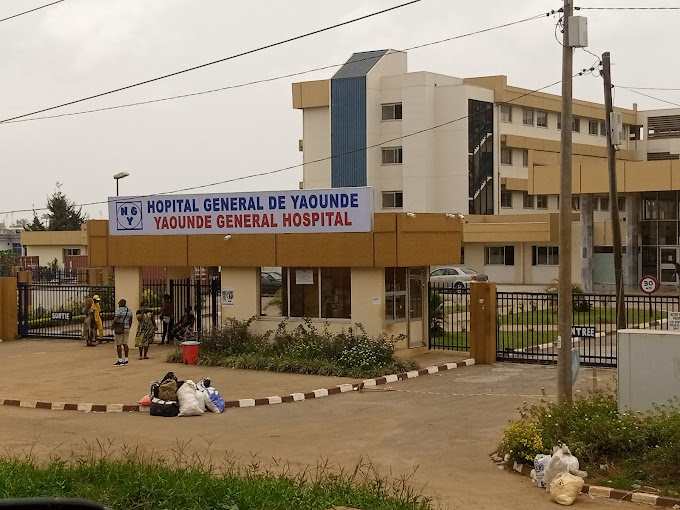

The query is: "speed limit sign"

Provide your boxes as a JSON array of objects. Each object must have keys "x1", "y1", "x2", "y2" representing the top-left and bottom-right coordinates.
[{"x1": 639, "y1": 275, "x2": 659, "y2": 295}]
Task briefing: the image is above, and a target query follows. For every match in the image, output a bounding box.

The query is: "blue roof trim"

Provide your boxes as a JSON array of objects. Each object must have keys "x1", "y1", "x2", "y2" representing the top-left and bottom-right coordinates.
[{"x1": 332, "y1": 50, "x2": 388, "y2": 79}]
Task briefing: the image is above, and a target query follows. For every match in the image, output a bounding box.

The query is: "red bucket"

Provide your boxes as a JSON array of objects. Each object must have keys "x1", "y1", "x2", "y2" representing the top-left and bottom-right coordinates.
[{"x1": 182, "y1": 341, "x2": 200, "y2": 365}]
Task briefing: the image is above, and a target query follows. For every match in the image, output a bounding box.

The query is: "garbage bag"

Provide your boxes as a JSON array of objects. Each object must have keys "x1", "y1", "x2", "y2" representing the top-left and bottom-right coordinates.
[
  {"x1": 177, "y1": 380, "x2": 204, "y2": 417},
  {"x1": 545, "y1": 445, "x2": 588, "y2": 490},
  {"x1": 533, "y1": 454, "x2": 550, "y2": 488},
  {"x1": 549, "y1": 472, "x2": 584, "y2": 506}
]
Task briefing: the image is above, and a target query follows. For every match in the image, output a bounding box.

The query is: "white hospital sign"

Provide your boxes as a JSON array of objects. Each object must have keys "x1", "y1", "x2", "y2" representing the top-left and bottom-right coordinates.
[{"x1": 108, "y1": 187, "x2": 374, "y2": 236}]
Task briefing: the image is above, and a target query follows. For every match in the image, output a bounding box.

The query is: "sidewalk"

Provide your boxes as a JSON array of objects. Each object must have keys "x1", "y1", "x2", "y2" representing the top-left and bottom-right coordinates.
[{"x1": 0, "y1": 339, "x2": 470, "y2": 405}]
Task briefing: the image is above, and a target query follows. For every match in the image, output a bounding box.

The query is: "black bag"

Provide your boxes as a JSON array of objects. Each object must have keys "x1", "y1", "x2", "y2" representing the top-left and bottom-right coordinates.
[
  {"x1": 150, "y1": 380, "x2": 160, "y2": 399},
  {"x1": 150, "y1": 397, "x2": 179, "y2": 417}
]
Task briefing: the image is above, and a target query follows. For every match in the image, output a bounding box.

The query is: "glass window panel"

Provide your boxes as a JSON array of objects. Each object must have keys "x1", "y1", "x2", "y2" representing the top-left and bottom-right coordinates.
[
  {"x1": 642, "y1": 246, "x2": 657, "y2": 267},
  {"x1": 658, "y1": 221, "x2": 678, "y2": 245},
  {"x1": 320, "y1": 268, "x2": 351, "y2": 319},
  {"x1": 394, "y1": 192, "x2": 403, "y2": 208},
  {"x1": 382, "y1": 192, "x2": 395, "y2": 208},
  {"x1": 260, "y1": 267, "x2": 285, "y2": 317},
  {"x1": 394, "y1": 294, "x2": 406, "y2": 319},
  {"x1": 289, "y1": 267, "x2": 319, "y2": 318},
  {"x1": 661, "y1": 268, "x2": 676, "y2": 282},
  {"x1": 394, "y1": 267, "x2": 407, "y2": 292},
  {"x1": 641, "y1": 221, "x2": 658, "y2": 245},
  {"x1": 409, "y1": 268, "x2": 423, "y2": 319},
  {"x1": 385, "y1": 295, "x2": 395, "y2": 320},
  {"x1": 658, "y1": 192, "x2": 677, "y2": 219},
  {"x1": 385, "y1": 267, "x2": 395, "y2": 292}
]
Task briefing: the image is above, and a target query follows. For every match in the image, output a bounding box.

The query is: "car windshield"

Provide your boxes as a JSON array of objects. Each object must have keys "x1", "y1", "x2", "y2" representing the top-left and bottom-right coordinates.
[{"x1": 460, "y1": 268, "x2": 477, "y2": 275}]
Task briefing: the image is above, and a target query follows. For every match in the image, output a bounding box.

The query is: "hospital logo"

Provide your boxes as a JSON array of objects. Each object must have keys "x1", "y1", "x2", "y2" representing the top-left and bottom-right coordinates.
[{"x1": 116, "y1": 201, "x2": 143, "y2": 231}]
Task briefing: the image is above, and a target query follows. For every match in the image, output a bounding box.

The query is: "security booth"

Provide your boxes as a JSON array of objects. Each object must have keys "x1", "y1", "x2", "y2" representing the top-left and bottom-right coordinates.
[{"x1": 90, "y1": 187, "x2": 463, "y2": 350}]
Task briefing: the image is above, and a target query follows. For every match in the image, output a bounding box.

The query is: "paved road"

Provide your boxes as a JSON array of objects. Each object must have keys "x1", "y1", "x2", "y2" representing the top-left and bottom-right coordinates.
[{"x1": 0, "y1": 340, "x2": 624, "y2": 509}]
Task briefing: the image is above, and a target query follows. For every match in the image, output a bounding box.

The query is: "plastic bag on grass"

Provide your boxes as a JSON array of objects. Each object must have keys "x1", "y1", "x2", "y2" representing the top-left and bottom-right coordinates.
[
  {"x1": 545, "y1": 445, "x2": 588, "y2": 490},
  {"x1": 549, "y1": 472, "x2": 584, "y2": 506}
]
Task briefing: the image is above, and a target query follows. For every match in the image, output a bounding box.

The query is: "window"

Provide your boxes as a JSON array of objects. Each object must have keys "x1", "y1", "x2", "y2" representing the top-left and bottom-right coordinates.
[
  {"x1": 12, "y1": 243, "x2": 22, "y2": 255},
  {"x1": 533, "y1": 246, "x2": 559, "y2": 266},
  {"x1": 64, "y1": 248, "x2": 81, "y2": 256},
  {"x1": 523, "y1": 109, "x2": 534, "y2": 126},
  {"x1": 381, "y1": 146, "x2": 403, "y2": 164},
  {"x1": 557, "y1": 115, "x2": 581, "y2": 132},
  {"x1": 600, "y1": 121, "x2": 607, "y2": 136},
  {"x1": 572, "y1": 197, "x2": 580, "y2": 211},
  {"x1": 385, "y1": 267, "x2": 407, "y2": 321},
  {"x1": 599, "y1": 196, "x2": 609, "y2": 211},
  {"x1": 485, "y1": 246, "x2": 515, "y2": 266},
  {"x1": 382, "y1": 191, "x2": 403, "y2": 209},
  {"x1": 618, "y1": 197, "x2": 626, "y2": 212},
  {"x1": 537, "y1": 111, "x2": 548, "y2": 128},
  {"x1": 501, "y1": 147, "x2": 512, "y2": 165},
  {"x1": 382, "y1": 103, "x2": 402, "y2": 121},
  {"x1": 588, "y1": 120, "x2": 599, "y2": 135},
  {"x1": 523, "y1": 192, "x2": 534, "y2": 209},
  {"x1": 522, "y1": 149, "x2": 529, "y2": 167},
  {"x1": 260, "y1": 267, "x2": 351, "y2": 319},
  {"x1": 536, "y1": 195, "x2": 548, "y2": 209},
  {"x1": 501, "y1": 190, "x2": 513, "y2": 208},
  {"x1": 500, "y1": 104, "x2": 512, "y2": 123}
]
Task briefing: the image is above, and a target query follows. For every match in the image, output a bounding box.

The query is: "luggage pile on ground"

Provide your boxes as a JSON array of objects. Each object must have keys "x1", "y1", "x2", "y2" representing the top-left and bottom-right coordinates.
[
  {"x1": 144, "y1": 372, "x2": 225, "y2": 417},
  {"x1": 531, "y1": 445, "x2": 587, "y2": 506}
]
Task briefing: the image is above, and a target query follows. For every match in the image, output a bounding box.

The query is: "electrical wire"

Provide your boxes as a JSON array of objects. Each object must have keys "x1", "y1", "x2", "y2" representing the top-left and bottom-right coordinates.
[
  {"x1": 618, "y1": 86, "x2": 680, "y2": 91},
  {"x1": 575, "y1": 6, "x2": 680, "y2": 10},
  {"x1": 0, "y1": 12, "x2": 549, "y2": 125},
  {"x1": 616, "y1": 86, "x2": 680, "y2": 108},
  {"x1": 0, "y1": 0, "x2": 65, "y2": 23},
  {"x1": 0, "y1": 0, "x2": 421, "y2": 124},
  {"x1": 0, "y1": 76, "x2": 577, "y2": 216}
]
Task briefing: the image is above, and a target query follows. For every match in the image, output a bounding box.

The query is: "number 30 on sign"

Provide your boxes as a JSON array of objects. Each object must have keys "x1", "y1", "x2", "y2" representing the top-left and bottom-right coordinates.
[{"x1": 639, "y1": 275, "x2": 659, "y2": 295}]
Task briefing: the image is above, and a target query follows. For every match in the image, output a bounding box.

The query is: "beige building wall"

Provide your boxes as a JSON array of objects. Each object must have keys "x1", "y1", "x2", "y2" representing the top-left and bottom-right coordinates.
[
  {"x1": 114, "y1": 267, "x2": 142, "y2": 348},
  {"x1": 301, "y1": 106, "x2": 331, "y2": 190}
]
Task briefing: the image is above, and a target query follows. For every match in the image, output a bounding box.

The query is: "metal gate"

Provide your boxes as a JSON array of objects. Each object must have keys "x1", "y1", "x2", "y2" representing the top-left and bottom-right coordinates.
[
  {"x1": 168, "y1": 276, "x2": 221, "y2": 336},
  {"x1": 18, "y1": 283, "x2": 115, "y2": 339},
  {"x1": 496, "y1": 291, "x2": 680, "y2": 367},
  {"x1": 427, "y1": 282, "x2": 470, "y2": 350}
]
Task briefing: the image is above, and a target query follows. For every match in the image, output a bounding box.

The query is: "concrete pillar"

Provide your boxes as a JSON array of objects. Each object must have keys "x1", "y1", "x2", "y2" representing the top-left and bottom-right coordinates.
[
  {"x1": 625, "y1": 195, "x2": 640, "y2": 287},
  {"x1": 115, "y1": 267, "x2": 142, "y2": 317},
  {"x1": 469, "y1": 281, "x2": 497, "y2": 364},
  {"x1": 580, "y1": 194, "x2": 594, "y2": 292},
  {"x1": 220, "y1": 266, "x2": 258, "y2": 324},
  {"x1": 0, "y1": 277, "x2": 18, "y2": 342},
  {"x1": 350, "y1": 267, "x2": 385, "y2": 339}
]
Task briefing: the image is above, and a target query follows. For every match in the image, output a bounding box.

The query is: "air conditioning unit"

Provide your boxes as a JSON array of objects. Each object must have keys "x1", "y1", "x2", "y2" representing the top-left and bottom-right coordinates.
[{"x1": 610, "y1": 111, "x2": 624, "y2": 145}]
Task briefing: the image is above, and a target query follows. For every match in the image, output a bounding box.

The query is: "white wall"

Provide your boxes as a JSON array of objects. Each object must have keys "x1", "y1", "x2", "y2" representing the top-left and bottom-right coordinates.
[{"x1": 24, "y1": 246, "x2": 86, "y2": 268}]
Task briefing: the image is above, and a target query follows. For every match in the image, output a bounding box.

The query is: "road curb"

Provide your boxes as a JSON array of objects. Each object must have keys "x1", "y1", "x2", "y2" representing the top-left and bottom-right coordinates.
[
  {"x1": 0, "y1": 358, "x2": 476, "y2": 413},
  {"x1": 510, "y1": 462, "x2": 680, "y2": 507}
]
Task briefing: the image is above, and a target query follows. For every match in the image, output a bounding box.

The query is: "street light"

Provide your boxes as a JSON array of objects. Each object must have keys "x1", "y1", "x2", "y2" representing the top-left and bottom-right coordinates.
[{"x1": 113, "y1": 172, "x2": 129, "y2": 197}]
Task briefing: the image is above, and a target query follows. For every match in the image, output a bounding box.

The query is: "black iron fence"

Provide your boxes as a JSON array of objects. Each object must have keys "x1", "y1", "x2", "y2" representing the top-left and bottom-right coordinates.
[
  {"x1": 428, "y1": 282, "x2": 470, "y2": 350},
  {"x1": 496, "y1": 291, "x2": 680, "y2": 367},
  {"x1": 18, "y1": 283, "x2": 115, "y2": 339}
]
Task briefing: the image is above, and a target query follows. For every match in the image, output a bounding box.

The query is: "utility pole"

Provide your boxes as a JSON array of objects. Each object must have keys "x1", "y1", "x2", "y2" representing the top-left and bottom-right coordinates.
[
  {"x1": 557, "y1": 0, "x2": 574, "y2": 406},
  {"x1": 602, "y1": 52, "x2": 626, "y2": 330}
]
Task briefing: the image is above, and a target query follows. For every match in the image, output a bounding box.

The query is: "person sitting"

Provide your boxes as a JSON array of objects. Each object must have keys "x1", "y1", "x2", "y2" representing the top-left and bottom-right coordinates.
[{"x1": 170, "y1": 306, "x2": 196, "y2": 341}]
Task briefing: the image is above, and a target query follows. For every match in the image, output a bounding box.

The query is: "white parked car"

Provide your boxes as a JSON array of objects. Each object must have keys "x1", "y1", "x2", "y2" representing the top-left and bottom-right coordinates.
[{"x1": 429, "y1": 266, "x2": 479, "y2": 291}]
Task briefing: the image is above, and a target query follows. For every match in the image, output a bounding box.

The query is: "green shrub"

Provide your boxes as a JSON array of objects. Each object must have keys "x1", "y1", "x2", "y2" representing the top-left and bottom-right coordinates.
[
  {"x1": 170, "y1": 318, "x2": 417, "y2": 378},
  {"x1": 497, "y1": 392, "x2": 680, "y2": 495}
]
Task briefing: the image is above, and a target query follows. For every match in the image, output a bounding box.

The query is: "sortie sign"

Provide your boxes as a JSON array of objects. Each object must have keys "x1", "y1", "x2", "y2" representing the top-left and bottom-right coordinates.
[{"x1": 108, "y1": 187, "x2": 374, "y2": 236}]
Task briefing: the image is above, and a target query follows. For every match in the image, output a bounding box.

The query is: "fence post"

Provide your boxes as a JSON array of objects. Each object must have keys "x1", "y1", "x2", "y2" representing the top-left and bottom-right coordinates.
[
  {"x1": 0, "y1": 278, "x2": 18, "y2": 341},
  {"x1": 469, "y1": 282, "x2": 497, "y2": 364}
]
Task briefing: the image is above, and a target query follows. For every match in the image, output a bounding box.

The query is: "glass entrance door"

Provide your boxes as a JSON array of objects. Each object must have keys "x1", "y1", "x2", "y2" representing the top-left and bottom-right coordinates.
[
  {"x1": 659, "y1": 247, "x2": 679, "y2": 284},
  {"x1": 407, "y1": 268, "x2": 425, "y2": 348}
]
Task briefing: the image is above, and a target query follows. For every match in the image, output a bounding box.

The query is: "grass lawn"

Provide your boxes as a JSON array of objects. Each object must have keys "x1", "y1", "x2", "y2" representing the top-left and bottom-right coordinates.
[
  {"x1": 429, "y1": 331, "x2": 469, "y2": 350},
  {"x1": 498, "y1": 307, "x2": 666, "y2": 326},
  {"x1": 496, "y1": 330, "x2": 558, "y2": 350},
  {"x1": 0, "y1": 457, "x2": 432, "y2": 510}
]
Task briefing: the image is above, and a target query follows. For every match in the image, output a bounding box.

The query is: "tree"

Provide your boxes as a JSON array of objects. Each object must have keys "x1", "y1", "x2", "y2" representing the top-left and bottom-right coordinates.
[
  {"x1": 0, "y1": 250, "x2": 18, "y2": 268},
  {"x1": 25, "y1": 189, "x2": 86, "y2": 231}
]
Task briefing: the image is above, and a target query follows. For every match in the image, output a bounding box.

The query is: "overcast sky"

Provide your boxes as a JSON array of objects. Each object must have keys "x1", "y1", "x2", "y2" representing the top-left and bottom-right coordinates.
[{"x1": 1, "y1": 0, "x2": 678, "y2": 224}]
